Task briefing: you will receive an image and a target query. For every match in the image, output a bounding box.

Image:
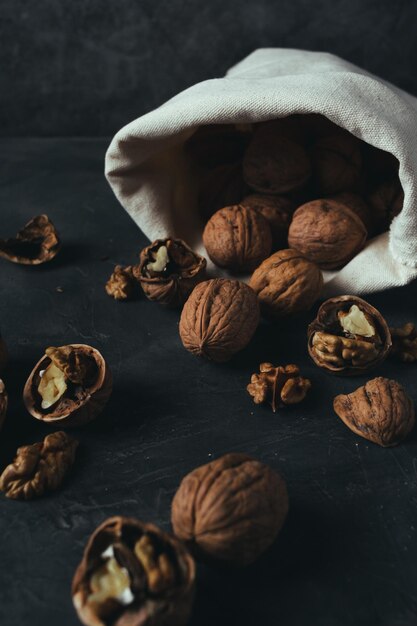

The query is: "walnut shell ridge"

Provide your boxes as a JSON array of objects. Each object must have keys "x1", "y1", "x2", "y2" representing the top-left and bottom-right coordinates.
[
  {"x1": 171, "y1": 453, "x2": 288, "y2": 566},
  {"x1": 333, "y1": 377, "x2": 415, "y2": 447},
  {"x1": 179, "y1": 279, "x2": 259, "y2": 362}
]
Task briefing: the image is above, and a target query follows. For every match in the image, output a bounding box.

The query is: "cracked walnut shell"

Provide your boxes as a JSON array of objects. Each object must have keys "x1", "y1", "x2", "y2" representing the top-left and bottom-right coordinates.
[
  {"x1": 0, "y1": 431, "x2": 78, "y2": 500},
  {"x1": 203, "y1": 204, "x2": 272, "y2": 272},
  {"x1": 0, "y1": 379, "x2": 7, "y2": 432},
  {"x1": 308, "y1": 296, "x2": 391, "y2": 375},
  {"x1": 249, "y1": 249, "x2": 323, "y2": 318},
  {"x1": 333, "y1": 378, "x2": 415, "y2": 447},
  {"x1": 247, "y1": 363, "x2": 311, "y2": 412},
  {"x1": 133, "y1": 238, "x2": 206, "y2": 308},
  {"x1": 0, "y1": 214, "x2": 60, "y2": 265},
  {"x1": 23, "y1": 344, "x2": 112, "y2": 427},
  {"x1": 171, "y1": 453, "x2": 288, "y2": 566},
  {"x1": 179, "y1": 279, "x2": 259, "y2": 362},
  {"x1": 72, "y1": 516, "x2": 195, "y2": 626}
]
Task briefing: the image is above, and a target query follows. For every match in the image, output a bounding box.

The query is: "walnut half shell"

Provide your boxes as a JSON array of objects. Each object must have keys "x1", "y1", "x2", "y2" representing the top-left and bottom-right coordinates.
[
  {"x1": 72, "y1": 516, "x2": 195, "y2": 626},
  {"x1": 333, "y1": 378, "x2": 415, "y2": 447},
  {"x1": 23, "y1": 344, "x2": 112, "y2": 427},
  {"x1": 0, "y1": 214, "x2": 60, "y2": 265}
]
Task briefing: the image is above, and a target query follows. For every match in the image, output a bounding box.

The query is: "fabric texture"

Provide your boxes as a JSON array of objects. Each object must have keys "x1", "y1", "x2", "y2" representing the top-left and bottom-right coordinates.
[{"x1": 105, "y1": 48, "x2": 417, "y2": 295}]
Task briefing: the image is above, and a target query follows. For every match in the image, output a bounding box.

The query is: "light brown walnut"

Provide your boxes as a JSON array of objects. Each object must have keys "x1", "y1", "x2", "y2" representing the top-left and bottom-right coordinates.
[{"x1": 247, "y1": 363, "x2": 311, "y2": 412}]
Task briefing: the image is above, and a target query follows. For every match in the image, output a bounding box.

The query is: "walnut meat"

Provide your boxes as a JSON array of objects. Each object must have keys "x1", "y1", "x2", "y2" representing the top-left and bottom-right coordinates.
[
  {"x1": 72, "y1": 516, "x2": 195, "y2": 626},
  {"x1": 0, "y1": 214, "x2": 60, "y2": 265},
  {"x1": 0, "y1": 431, "x2": 78, "y2": 500},
  {"x1": 203, "y1": 204, "x2": 272, "y2": 272},
  {"x1": 0, "y1": 379, "x2": 7, "y2": 431},
  {"x1": 247, "y1": 363, "x2": 311, "y2": 412},
  {"x1": 390, "y1": 322, "x2": 417, "y2": 362},
  {"x1": 179, "y1": 279, "x2": 259, "y2": 362},
  {"x1": 312, "y1": 132, "x2": 362, "y2": 194},
  {"x1": 106, "y1": 266, "x2": 136, "y2": 301},
  {"x1": 249, "y1": 249, "x2": 323, "y2": 318},
  {"x1": 241, "y1": 194, "x2": 293, "y2": 249},
  {"x1": 333, "y1": 378, "x2": 415, "y2": 447},
  {"x1": 171, "y1": 453, "x2": 288, "y2": 566},
  {"x1": 308, "y1": 296, "x2": 392, "y2": 375},
  {"x1": 133, "y1": 238, "x2": 206, "y2": 308},
  {"x1": 23, "y1": 344, "x2": 112, "y2": 427},
  {"x1": 288, "y1": 199, "x2": 367, "y2": 270}
]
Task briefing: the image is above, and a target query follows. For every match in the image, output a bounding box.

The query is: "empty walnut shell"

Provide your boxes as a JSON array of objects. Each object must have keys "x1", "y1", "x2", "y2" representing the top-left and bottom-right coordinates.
[
  {"x1": 0, "y1": 379, "x2": 7, "y2": 431},
  {"x1": 203, "y1": 204, "x2": 272, "y2": 272},
  {"x1": 333, "y1": 378, "x2": 415, "y2": 447},
  {"x1": 249, "y1": 249, "x2": 323, "y2": 319},
  {"x1": 72, "y1": 516, "x2": 195, "y2": 626},
  {"x1": 133, "y1": 238, "x2": 206, "y2": 308},
  {"x1": 288, "y1": 199, "x2": 367, "y2": 270},
  {"x1": 23, "y1": 344, "x2": 112, "y2": 427},
  {"x1": 0, "y1": 333, "x2": 8, "y2": 374},
  {"x1": 179, "y1": 279, "x2": 259, "y2": 362},
  {"x1": 308, "y1": 296, "x2": 392, "y2": 375},
  {"x1": 312, "y1": 132, "x2": 362, "y2": 194},
  {"x1": 0, "y1": 214, "x2": 60, "y2": 265},
  {"x1": 171, "y1": 453, "x2": 288, "y2": 566},
  {"x1": 241, "y1": 194, "x2": 293, "y2": 250}
]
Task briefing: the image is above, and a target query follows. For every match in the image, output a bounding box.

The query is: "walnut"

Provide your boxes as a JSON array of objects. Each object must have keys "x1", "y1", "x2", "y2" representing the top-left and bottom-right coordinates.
[
  {"x1": 0, "y1": 214, "x2": 60, "y2": 265},
  {"x1": 308, "y1": 296, "x2": 392, "y2": 375},
  {"x1": 247, "y1": 363, "x2": 311, "y2": 412},
  {"x1": 105, "y1": 265, "x2": 136, "y2": 301},
  {"x1": 198, "y1": 162, "x2": 248, "y2": 219},
  {"x1": 72, "y1": 516, "x2": 195, "y2": 626},
  {"x1": 249, "y1": 249, "x2": 323, "y2": 318},
  {"x1": 288, "y1": 199, "x2": 367, "y2": 270},
  {"x1": 0, "y1": 333, "x2": 8, "y2": 374},
  {"x1": 171, "y1": 453, "x2": 288, "y2": 566},
  {"x1": 312, "y1": 131, "x2": 362, "y2": 194},
  {"x1": 23, "y1": 344, "x2": 112, "y2": 427},
  {"x1": 133, "y1": 238, "x2": 206, "y2": 308},
  {"x1": 0, "y1": 431, "x2": 78, "y2": 500},
  {"x1": 179, "y1": 279, "x2": 259, "y2": 362},
  {"x1": 203, "y1": 204, "x2": 272, "y2": 272},
  {"x1": 241, "y1": 194, "x2": 293, "y2": 249},
  {"x1": 367, "y1": 178, "x2": 404, "y2": 235},
  {"x1": 333, "y1": 378, "x2": 415, "y2": 447},
  {"x1": 389, "y1": 322, "x2": 417, "y2": 362},
  {"x1": 243, "y1": 125, "x2": 311, "y2": 194},
  {"x1": 0, "y1": 379, "x2": 7, "y2": 431},
  {"x1": 329, "y1": 191, "x2": 373, "y2": 234}
]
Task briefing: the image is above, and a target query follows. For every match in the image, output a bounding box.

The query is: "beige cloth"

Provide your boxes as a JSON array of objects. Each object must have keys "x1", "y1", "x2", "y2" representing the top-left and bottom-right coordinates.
[{"x1": 105, "y1": 48, "x2": 417, "y2": 295}]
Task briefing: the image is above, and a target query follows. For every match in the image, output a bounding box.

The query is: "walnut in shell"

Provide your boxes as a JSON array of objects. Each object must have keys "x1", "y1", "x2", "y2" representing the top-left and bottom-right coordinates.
[
  {"x1": 249, "y1": 249, "x2": 323, "y2": 318},
  {"x1": 72, "y1": 516, "x2": 195, "y2": 626},
  {"x1": 390, "y1": 323, "x2": 417, "y2": 363},
  {"x1": 171, "y1": 453, "x2": 288, "y2": 566},
  {"x1": 203, "y1": 204, "x2": 272, "y2": 272},
  {"x1": 241, "y1": 194, "x2": 293, "y2": 249},
  {"x1": 247, "y1": 363, "x2": 311, "y2": 412},
  {"x1": 308, "y1": 296, "x2": 392, "y2": 375},
  {"x1": 288, "y1": 199, "x2": 367, "y2": 270},
  {"x1": 312, "y1": 131, "x2": 362, "y2": 194},
  {"x1": 333, "y1": 378, "x2": 415, "y2": 447},
  {"x1": 133, "y1": 238, "x2": 206, "y2": 308},
  {"x1": 198, "y1": 162, "x2": 248, "y2": 219},
  {"x1": 329, "y1": 192, "x2": 373, "y2": 234},
  {"x1": 179, "y1": 279, "x2": 259, "y2": 362},
  {"x1": 367, "y1": 178, "x2": 404, "y2": 235},
  {"x1": 0, "y1": 214, "x2": 60, "y2": 265},
  {"x1": 0, "y1": 431, "x2": 78, "y2": 500},
  {"x1": 23, "y1": 344, "x2": 112, "y2": 427},
  {"x1": 0, "y1": 379, "x2": 7, "y2": 432}
]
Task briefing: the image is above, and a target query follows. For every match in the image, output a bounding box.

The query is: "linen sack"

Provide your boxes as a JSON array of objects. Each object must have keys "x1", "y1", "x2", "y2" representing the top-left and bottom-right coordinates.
[{"x1": 105, "y1": 48, "x2": 417, "y2": 296}]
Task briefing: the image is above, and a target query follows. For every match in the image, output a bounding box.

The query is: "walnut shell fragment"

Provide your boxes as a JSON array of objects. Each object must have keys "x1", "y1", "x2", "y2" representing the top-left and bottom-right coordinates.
[
  {"x1": 308, "y1": 296, "x2": 392, "y2": 375},
  {"x1": 203, "y1": 204, "x2": 272, "y2": 272},
  {"x1": 241, "y1": 194, "x2": 293, "y2": 250},
  {"x1": 0, "y1": 214, "x2": 60, "y2": 265},
  {"x1": 249, "y1": 249, "x2": 323, "y2": 319},
  {"x1": 0, "y1": 379, "x2": 7, "y2": 431},
  {"x1": 333, "y1": 378, "x2": 415, "y2": 447},
  {"x1": 23, "y1": 344, "x2": 112, "y2": 427},
  {"x1": 390, "y1": 323, "x2": 417, "y2": 363},
  {"x1": 106, "y1": 265, "x2": 137, "y2": 301},
  {"x1": 247, "y1": 363, "x2": 311, "y2": 412},
  {"x1": 179, "y1": 279, "x2": 259, "y2": 362},
  {"x1": 0, "y1": 431, "x2": 78, "y2": 500},
  {"x1": 72, "y1": 516, "x2": 195, "y2": 626},
  {"x1": 133, "y1": 238, "x2": 206, "y2": 308},
  {"x1": 171, "y1": 453, "x2": 288, "y2": 566}
]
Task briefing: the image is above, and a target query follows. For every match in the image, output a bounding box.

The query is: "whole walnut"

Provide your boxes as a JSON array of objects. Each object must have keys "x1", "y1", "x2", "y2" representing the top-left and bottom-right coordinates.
[
  {"x1": 249, "y1": 249, "x2": 323, "y2": 318},
  {"x1": 179, "y1": 279, "x2": 259, "y2": 362},
  {"x1": 312, "y1": 131, "x2": 362, "y2": 194},
  {"x1": 241, "y1": 194, "x2": 293, "y2": 250},
  {"x1": 329, "y1": 192, "x2": 373, "y2": 234},
  {"x1": 198, "y1": 162, "x2": 248, "y2": 219},
  {"x1": 203, "y1": 204, "x2": 272, "y2": 272},
  {"x1": 288, "y1": 199, "x2": 367, "y2": 270},
  {"x1": 171, "y1": 453, "x2": 288, "y2": 566},
  {"x1": 367, "y1": 178, "x2": 404, "y2": 235},
  {"x1": 334, "y1": 378, "x2": 414, "y2": 447}
]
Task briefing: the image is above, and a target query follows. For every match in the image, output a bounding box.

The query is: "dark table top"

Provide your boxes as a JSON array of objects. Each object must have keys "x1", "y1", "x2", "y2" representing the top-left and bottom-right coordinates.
[{"x1": 0, "y1": 138, "x2": 416, "y2": 626}]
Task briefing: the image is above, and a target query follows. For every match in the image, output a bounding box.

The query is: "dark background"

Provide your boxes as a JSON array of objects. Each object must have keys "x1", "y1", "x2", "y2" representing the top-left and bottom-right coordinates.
[{"x1": 1, "y1": 0, "x2": 417, "y2": 136}]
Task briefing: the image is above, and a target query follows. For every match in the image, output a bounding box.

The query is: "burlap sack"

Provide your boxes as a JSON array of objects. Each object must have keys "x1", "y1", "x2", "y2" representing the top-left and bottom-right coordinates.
[{"x1": 105, "y1": 48, "x2": 417, "y2": 295}]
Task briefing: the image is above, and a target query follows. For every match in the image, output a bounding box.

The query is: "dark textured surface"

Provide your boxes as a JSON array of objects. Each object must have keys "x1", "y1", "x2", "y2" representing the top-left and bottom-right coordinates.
[
  {"x1": 0, "y1": 139, "x2": 417, "y2": 625},
  {"x1": 2, "y1": 0, "x2": 417, "y2": 136}
]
